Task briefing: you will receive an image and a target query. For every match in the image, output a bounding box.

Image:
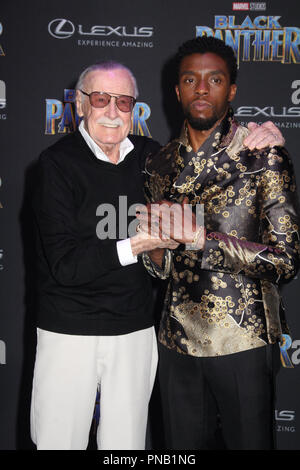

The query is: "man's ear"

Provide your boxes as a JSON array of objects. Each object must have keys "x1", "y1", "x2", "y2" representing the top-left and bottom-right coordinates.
[
  {"x1": 175, "y1": 84, "x2": 181, "y2": 103},
  {"x1": 75, "y1": 89, "x2": 84, "y2": 118},
  {"x1": 228, "y1": 84, "x2": 237, "y2": 103}
]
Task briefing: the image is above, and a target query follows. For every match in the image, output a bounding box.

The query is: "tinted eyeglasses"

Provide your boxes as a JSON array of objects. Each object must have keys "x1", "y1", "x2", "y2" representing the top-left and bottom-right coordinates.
[{"x1": 80, "y1": 90, "x2": 136, "y2": 112}]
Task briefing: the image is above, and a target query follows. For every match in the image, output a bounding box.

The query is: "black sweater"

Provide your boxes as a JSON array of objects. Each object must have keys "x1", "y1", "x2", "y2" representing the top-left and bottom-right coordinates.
[{"x1": 33, "y1": 131, "x2": 161, "y2": 335}]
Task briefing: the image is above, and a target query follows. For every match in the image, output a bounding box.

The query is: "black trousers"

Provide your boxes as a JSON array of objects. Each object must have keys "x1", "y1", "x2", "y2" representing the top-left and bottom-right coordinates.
[{"x1": 158, "y1": 343, "x2": 280, "y2": 450}]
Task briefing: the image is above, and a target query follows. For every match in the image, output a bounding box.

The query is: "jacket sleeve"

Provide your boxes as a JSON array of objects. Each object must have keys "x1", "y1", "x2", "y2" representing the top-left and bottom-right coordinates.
[
  {"x1": 33, "y1": 150, "x2": 122, "y2": 287},
  {"x1": 142, "y1": 250, "x2": 173, "y2": 280},
  {"x1": 200, "y1": 148, "x2": 300, "y2": 285}
]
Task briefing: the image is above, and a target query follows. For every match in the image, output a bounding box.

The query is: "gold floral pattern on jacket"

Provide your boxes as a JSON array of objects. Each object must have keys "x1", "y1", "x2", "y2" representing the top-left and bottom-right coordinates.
[{"x1": 143, "y1": 116, "x2": 300, "y2": 357}]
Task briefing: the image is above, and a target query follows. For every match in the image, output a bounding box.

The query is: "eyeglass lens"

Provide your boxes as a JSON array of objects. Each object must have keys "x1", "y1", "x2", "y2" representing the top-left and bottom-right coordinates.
[{"x1": 89, "y1": 92, "x2": 134, "y2": 112}]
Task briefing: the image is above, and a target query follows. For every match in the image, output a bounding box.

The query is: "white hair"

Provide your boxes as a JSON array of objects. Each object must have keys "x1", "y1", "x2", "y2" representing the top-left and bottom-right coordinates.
[{"x1": 75, "y1": 60, "x2": 139, "y2": 98}]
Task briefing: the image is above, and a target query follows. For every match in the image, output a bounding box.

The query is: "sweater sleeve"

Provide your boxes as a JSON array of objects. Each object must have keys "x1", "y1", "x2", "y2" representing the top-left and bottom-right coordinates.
[{"x1": 33, "y1": 150, "x2": 122, "y2": 287}]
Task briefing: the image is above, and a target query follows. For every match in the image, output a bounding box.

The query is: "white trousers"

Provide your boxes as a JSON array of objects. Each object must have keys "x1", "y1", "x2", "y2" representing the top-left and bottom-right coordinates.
[{"x1": 30, "y1": 326, "x2": 158, "y2": 450}]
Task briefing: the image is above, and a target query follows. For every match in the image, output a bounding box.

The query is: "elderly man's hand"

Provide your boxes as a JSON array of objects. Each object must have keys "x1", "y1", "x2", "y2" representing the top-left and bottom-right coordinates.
[
  {"x1": 130, "y1": 225, "x2": 179, "y2": 257},
  {"x1": 136, "y1": 198, "x2": 205, "y2": 249},
  {"x1": 244, "y1": 121, "x2": 285, "y2": 150}
]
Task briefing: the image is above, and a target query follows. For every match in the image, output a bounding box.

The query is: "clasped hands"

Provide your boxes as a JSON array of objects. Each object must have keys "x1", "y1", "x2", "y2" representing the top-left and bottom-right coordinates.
[{"x1": 132, "y1": 197, "x2": 206, "y2": 256}]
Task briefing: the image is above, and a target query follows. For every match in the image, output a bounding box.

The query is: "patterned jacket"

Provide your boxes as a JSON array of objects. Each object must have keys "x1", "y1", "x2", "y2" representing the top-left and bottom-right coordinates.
[{"x1": 143, "y1": 114, "x2": 300, "y2": 357}]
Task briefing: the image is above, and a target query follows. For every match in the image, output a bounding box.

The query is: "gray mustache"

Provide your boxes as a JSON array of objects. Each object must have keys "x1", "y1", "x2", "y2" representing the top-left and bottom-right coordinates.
[{"x1": 96, "y1": 117, "x2": 124, "y2": 127}]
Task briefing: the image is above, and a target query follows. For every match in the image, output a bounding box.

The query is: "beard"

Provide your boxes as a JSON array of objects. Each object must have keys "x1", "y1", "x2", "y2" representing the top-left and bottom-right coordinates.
[
  {"x1": 185, "y1": 110, "x2": 220, "y2": 131},
  {"x1": 183, "y1": 102, "x2": 229, "y2": 131}
]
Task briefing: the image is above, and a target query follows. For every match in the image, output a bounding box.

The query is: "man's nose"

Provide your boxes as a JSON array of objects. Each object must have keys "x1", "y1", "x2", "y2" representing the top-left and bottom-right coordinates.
[
  {"x1": 105, "y1": 97, "x2": 119, "y2": 119},
  {"x1": 195, "y1": 78, "x2": 209, "y2": 95}
]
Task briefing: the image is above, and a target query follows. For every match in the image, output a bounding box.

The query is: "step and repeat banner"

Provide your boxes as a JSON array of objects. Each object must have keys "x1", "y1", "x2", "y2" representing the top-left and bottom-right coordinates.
[{"x1": 1, "y1": 0, "x2": 300, "y2": 450}]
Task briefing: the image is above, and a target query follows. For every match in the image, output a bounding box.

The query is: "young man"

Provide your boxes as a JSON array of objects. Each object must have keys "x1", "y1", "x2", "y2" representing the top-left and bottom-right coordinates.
[{"x1": 141, "y1": 37, "x2": 300, "y2": 450}]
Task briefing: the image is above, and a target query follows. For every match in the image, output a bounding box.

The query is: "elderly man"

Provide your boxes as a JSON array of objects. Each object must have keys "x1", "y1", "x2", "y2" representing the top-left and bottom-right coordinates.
[
  {"x1": 30, "y1": 61, "x2": 167, "y2": 451},
  {"x1": 140, "y1": 37, "x2": 300, "y2": 450},
  {"x1": 30, "y1": 59, "x2": 285, "y2": 450}
]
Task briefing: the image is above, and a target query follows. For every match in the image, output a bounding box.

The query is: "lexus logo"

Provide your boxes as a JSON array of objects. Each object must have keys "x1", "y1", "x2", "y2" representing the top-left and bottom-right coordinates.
[{"x1": 48, "y1": 19, "x2": 75, "y2": 39}]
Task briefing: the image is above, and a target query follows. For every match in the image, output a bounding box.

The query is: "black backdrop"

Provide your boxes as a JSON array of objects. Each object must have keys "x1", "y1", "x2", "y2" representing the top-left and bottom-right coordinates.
[{"x1": 1, "y1": 0, "x2": 300, "y2": 450}]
